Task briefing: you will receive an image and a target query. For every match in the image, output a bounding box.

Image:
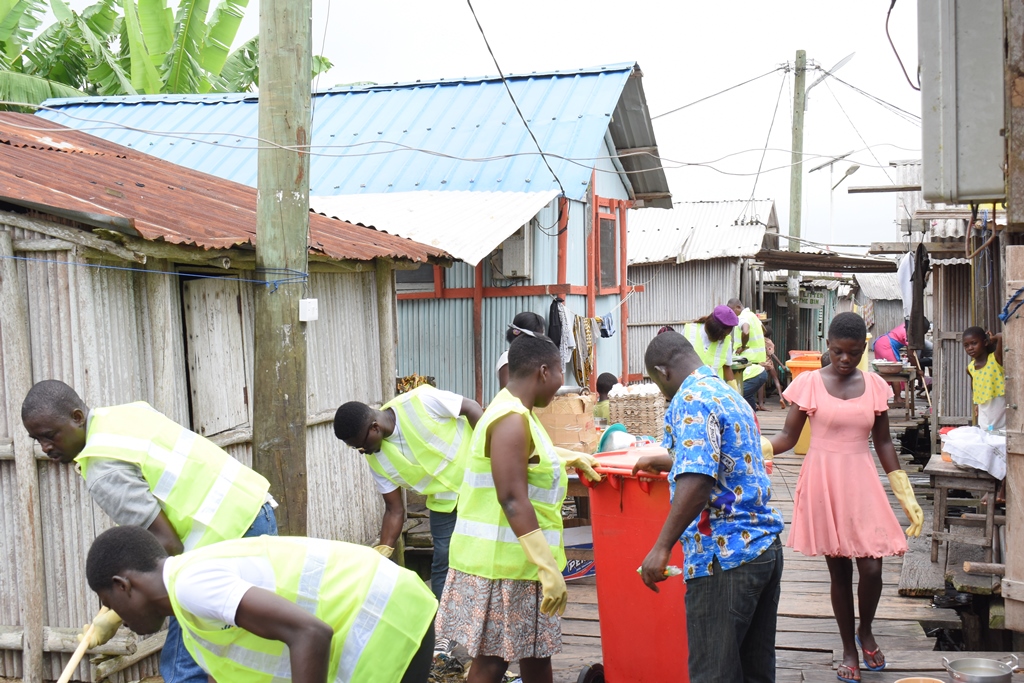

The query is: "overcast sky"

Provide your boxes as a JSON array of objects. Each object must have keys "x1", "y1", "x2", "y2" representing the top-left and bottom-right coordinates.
[{"x1": 68, "y1": 1, "x2": 924, "y2": 253}]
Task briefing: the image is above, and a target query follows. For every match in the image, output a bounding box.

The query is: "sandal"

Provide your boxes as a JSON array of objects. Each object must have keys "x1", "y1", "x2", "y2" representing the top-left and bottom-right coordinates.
[
  {"x1": 855, "y1": 634, "x2": 886, "y2": 671},
  {"x1": 837, "y1": 663, "x2": 860, "y2": 682}
]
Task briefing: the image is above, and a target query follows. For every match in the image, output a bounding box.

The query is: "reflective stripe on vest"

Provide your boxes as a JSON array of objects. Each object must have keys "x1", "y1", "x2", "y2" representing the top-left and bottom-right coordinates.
[
  {"x1": 366, "y1": 386, "x2": 471, "y2": 513},
  {"x1": 449, "y1": 389, "x2": 567, "y2": 581},
  {"x1": 733, "y1": 309, "x2": 767, "y2": 380},
  {"x1": 683, "y1": 323, "x2": 730, "y2": 379},
  {"x1": 167, "y1": 537, "x2": 437, "y2": 683},
  {"x1": 76, "y1": 403, "x2": 270, "y2": 550}
]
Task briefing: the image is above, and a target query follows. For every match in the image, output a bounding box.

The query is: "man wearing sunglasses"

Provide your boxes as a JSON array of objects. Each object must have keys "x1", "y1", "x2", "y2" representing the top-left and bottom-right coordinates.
[{"x1": 333, "y1": 386, "x2": 483, "y2": 608}]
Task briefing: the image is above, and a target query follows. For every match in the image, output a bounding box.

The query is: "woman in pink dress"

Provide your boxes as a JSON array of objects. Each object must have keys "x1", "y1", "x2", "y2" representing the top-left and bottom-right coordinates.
[{"x1": 769, "y1": 313, "x2": 924, "y2": 683}]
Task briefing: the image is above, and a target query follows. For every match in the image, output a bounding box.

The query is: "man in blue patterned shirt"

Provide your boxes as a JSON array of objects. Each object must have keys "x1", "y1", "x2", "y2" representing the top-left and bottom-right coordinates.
[{"x1": 634, "y1": 331, "x2": 784, "y2": 683}]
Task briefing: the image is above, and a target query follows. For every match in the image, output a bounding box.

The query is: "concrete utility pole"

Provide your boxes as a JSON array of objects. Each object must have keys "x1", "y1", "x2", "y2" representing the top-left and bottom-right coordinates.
[
  {"x1": 253, "y1": 0, "x2": 312, "y2": 536},
  {"x1": 786, "y1": 50, "x2": 807, "y2": 356}
]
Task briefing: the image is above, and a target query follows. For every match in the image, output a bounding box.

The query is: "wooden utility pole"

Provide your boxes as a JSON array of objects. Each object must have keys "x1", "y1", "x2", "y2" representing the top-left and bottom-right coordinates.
[
  {"x1": 786, "y1": 50, "x2": 807, "y2": 355},
  {"x1": 253, "y1": 0, "x2": 312, "y2": 536},
  {"x1": 1003, "y1": 0, "x2": 1024, "y2": 633}
]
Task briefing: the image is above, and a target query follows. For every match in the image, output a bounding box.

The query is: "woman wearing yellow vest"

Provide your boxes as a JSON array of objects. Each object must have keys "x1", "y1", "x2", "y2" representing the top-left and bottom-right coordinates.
[
  {"x1": 681, "y1": 305, "x2": 739, "y2": 387},
  {"x1": 86, "y1": 526, "x2": 438, "y2": 683},
  {"x1": 440, "y1": 332, "x2": 568, "y2": 683},
  {"x1": 21, "y1": 379, "x2": 276, "y2": 683}
]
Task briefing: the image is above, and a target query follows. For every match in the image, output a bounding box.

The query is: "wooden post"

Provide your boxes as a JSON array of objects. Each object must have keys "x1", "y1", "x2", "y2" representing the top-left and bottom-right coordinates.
[
  {"x1": 786, "y1": 50, "x2": 807, "y2": 357},
  {"x1": 0, "y1": 231, "x2": 45, "y2": 682},
  {"x1": 375, "y1": 259, "x2": 406, "y2": 565},
  {"x1": 253, "y1": 0, "x2": 312, "y2": 536},
  {"x1": 473, "y1": 263, "x2": 484, "y2": 404},
  {"x1": 618, "y1": 200, "x2": 630, "y2": 383},
  {"x1": 556, "y1": 196, "x2": 569, "y2": 285}
]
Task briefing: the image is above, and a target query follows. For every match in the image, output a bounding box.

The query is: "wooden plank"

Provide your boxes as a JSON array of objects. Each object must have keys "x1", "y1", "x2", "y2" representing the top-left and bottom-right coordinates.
[
  {"x1": 0, "y1": 210, "x2": 144, "y2": 263},
  {"x1": 946, "y1": 527, "x2": 1000, "y2": 595},
  {"x1": 832, "y1": 649, "x2": 1023, "y2": 672},
  {"x1": 0, "y1": 231, "x2": 44, "y2": 683},
  {"x1": 777, "y1": 617, "x2": 926, "y2": 638},
  {"x1": 900, "y1": 508, "x2": 948, "y2": 597}
]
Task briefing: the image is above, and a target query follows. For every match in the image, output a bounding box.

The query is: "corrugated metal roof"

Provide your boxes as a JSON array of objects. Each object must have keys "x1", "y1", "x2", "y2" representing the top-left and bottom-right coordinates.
[
  {"x1": 312, "y1": 190, "x2": 558, "y2": 266},
  {"x1": 0, "y1": 113, "x2": 443, "y2": 263},
  {"x1": 627, "y1": 200, "x2": 776, "y2": 264},
  {"x1": 38, "y1": 63, "x2": 671, "y2": 206},
  {"x1": 854, "y1": 272, "x2": 903, "y2": 300},
  {"x1": 892, "y1": 162, "x2": 1006, "y2": 239}
]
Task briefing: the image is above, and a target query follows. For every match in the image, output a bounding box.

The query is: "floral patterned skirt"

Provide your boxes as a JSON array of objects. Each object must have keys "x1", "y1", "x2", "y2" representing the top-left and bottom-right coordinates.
[{"x1": 436, "y1": 568, "x2": 562, "y2": 661}]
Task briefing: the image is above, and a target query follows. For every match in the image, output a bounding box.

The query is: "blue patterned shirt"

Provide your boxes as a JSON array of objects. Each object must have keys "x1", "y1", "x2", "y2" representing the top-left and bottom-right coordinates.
[{"x1": 662, "y1": 366, "x2": 784, "y2": 580}]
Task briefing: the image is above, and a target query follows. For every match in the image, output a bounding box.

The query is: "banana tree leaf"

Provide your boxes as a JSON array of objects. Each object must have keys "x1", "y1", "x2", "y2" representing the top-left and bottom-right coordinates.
[
  {"x1": 48, "y1": 0, "x2": 72, "y2": 23},
  {"x1": 0, "y1": 68, "x2": 83, "y2": 108},
  {"x1": 23, "y1": 20, "x2": 89, "y2": 88},
  {"x1": 0, "y1": 0, "x2": 44, "y2": 51},
  {"x1": 71, "y1": 12, "x2": 135, "y2": 94},
  {"x1": 198, "y1": 0, "x2": 246, "y2": 77},
  {"x1": 82, "y1": 0, "x2": 118, "y2": 38},
  {"x1": 135, "y1": 0, "x2": 171, "y2": 69},
  {"x1": 163, "y1": 0, "x2": 209, "y2": 93},
  {"x1": 215, "y1": 32, "x2": 255, "y2": 91},
  {"x1": 312, "y1": 54, "x2": 332, "y2": 79},
  {"x1": 120, "y1": 0, "x2": 161, "y2": 93}
]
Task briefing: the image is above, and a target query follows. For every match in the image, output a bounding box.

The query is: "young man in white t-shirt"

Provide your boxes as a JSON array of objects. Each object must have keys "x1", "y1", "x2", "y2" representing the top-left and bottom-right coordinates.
[{"x1": 333, "y1": 387, "x2": 482, "y2": 608}]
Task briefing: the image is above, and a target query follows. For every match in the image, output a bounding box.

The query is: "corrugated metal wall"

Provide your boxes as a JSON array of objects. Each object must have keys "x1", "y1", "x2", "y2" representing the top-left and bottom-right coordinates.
[
  {"x1": 626, "y1": 259, "x2": 740, "y2": 376},
  {"x1": 932, "y1": 264, "x2": 972, "y2": 427},
  {"x1": 1, "y1": 224, "x2": 389, "y2": 680},
  {"x1": 398, "y1": 297, "x2": 475, "y2": 398}
]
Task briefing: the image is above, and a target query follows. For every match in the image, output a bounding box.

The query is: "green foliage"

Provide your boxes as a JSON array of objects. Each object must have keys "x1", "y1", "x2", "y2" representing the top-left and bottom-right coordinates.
[{"x1": 0, "y1": 0, "x2": 333, "y2": 109}]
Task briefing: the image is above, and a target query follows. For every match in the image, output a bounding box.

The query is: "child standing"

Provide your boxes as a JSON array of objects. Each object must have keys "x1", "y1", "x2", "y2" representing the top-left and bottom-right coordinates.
[
  {"x1": 439, "y1": 333, "x2": 568, "y2": 683},
  {"x1": 769, "y1": 313, "x2": 923, "y2": 683},
  {"x1": 963, "y1": 326, "x2": 1005, "y2": 431},
  {"x1": 593, "y1": 372, "x2": 618, "y2": 421}
]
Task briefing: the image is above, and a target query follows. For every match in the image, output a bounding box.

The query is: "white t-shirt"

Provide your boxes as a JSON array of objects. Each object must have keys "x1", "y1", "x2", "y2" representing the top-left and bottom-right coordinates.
[
  {"x1": 164, "y1": 555, "x2": 276, "y2": 629},
  {"x1": 370, "y1": 387, "x2": 465, "y2": 495},
  {"x1": 495, "y1": 350, "x2": 509, "y2": 373}
]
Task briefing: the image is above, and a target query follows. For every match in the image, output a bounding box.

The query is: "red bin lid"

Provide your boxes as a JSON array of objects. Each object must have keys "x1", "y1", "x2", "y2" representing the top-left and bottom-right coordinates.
[{"x1": 594, "y1": 446, "x2": 671, "y2": 480}]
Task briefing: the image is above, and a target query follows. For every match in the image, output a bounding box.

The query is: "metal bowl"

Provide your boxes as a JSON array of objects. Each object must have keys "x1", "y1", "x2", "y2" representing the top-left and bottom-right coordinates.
[
  {"x1": 943, "y1": 654, "x2": 1018, "y2": 683},
  {"x1": 873, "y1": 361, "x2": 904, "y2": 375}
]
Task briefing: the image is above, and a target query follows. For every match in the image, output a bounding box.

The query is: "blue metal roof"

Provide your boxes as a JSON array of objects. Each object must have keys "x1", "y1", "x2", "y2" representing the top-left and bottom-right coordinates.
[{"x1": 37, "y1": 63, "x2": 649, "y2": 200}]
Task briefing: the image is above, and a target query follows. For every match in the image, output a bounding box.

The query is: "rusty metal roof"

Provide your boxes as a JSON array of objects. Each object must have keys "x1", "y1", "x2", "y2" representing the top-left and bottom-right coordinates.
[{"x1": 0, "y1": 112, "x2": 444, "y2": 264}]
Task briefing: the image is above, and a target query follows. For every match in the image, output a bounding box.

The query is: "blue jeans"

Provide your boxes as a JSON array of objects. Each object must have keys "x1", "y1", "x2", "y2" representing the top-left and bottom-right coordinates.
[
  {"x1": 742, "y1": 369, "x2": 770, "y2": 410},
  {"x1": 430, "y1": 509, "x2": 457, "y2": 599},
  {"x1": 684, "y1": 536, "x2": 783, "y2": 683},
  {"x1": 159, "y1": 502, "x2": 278, "y2": 683}
]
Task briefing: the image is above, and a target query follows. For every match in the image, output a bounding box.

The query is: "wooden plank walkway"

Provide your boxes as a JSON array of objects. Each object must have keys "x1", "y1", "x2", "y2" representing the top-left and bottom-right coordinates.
[{"x1": 550, "y1": 400, "x2": 964, "y2": 682}]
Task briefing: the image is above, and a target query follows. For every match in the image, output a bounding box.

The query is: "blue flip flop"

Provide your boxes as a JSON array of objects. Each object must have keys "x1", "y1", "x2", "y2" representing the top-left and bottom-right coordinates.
[{"x1": 855, "y1": 634, "x2": 886, "y2": 671}]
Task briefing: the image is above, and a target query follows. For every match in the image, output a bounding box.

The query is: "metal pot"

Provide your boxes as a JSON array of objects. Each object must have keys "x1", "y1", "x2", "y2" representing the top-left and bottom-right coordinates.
[{"x1": 943, "y1": 654, "x2": 1018, "y2": 683}]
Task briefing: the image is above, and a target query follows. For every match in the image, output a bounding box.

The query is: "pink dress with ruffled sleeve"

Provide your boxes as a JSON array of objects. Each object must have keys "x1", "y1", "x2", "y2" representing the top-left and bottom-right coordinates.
[{"x1": 782, "y1": 370, "x2": 907, "y2": 558}]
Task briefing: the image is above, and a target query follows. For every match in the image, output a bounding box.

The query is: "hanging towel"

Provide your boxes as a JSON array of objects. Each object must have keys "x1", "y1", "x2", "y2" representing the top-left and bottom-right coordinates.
[
  {"x1": 599, "y1": 312, "x2": 615, "y2": 338},
  {"x1": 572, "y1": 315, "x2": 595, "y2": 386}
]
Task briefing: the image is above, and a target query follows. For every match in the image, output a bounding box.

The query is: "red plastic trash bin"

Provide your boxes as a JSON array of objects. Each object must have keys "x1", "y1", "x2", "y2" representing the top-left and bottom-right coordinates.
[{"x1": 576, "y1": 448, "x2": 688, "y2": 683}]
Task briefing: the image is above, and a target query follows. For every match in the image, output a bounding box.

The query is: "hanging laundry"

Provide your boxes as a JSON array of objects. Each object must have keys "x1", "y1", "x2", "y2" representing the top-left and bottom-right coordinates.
[
  {"x1": 547, "y1": 297, "x2": 563, "y2": 347},
  {"x1": 599, "y1": 312, "x2": 616, "y2": 338},
  {"x1": 557, "y1": 301, "x2": 576, "y2": 366},
  {"x1": 572, "y1": 315, "x2": 595, "y2": 386}
]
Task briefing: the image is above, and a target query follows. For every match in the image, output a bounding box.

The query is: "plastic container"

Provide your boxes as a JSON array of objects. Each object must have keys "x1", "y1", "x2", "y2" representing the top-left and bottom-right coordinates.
[
  {"x1": 786, "y1": 356, "x2": 822, "y2": 455},
  {"x1": 578, "y1": 448, "x2": 688, "y2": 683},
  {"x1": 788, "y1": 350, "x2": 822, "y2": 360}
]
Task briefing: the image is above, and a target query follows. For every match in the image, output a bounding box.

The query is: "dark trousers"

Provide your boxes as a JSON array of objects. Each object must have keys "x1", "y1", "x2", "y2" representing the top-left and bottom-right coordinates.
[
  {"x1": 684, "y1": 536, "x2": 783, "y2": 683},
  {"x1": 430, "y1": 509, "x2": 458, "y2": 599},
  {"x1": 401, "y1": 618, "x2": 436, "y2": 683},
  {"x1": 742, "y1": 370, "x2": 770, "y2": 410}
]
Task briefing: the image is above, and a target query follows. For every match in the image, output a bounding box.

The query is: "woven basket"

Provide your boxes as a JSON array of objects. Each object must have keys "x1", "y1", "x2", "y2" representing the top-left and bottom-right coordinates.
[{"x1": 609, "y1": 394, "x2": 667, "y2": 437}]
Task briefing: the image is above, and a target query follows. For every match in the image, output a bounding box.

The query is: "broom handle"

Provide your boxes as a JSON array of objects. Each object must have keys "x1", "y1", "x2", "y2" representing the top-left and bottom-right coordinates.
[{"x1": 55, "y1": 623, "x2": 95, "y2": 683}]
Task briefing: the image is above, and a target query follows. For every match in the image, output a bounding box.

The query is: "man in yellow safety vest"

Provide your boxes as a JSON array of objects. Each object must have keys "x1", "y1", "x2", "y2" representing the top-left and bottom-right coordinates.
[
  {"x1": 333, "y1": 386, "x2": 483, "y2": 602},
  {"x1": 22, "y1": 379, "x2": 277, "y2": 683},
  {"x1": 728, "y1": 298, "x2": 770, "y2": 410},
  {"x1": 86, "y1": 525, "x2": 438, "y2": 683}
]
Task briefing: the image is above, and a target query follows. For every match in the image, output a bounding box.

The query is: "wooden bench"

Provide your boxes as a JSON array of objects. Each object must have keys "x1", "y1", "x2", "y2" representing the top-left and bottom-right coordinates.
[{"x1": 924, "y1": 453, "x2": 1000, "y2": 563}]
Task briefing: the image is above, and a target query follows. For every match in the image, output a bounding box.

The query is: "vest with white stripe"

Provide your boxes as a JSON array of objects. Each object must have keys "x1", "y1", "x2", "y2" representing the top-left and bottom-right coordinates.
[
  {"x1": 449, "y1": 389, "x2": 567, "y2": 581},
  {"x1": 367, "y1": 386, "x2": 471, "y2": 513},
  {"x1": 683, "y1": 322, "x2": 731, "y2": 380},
  {"x1": 732, "y1": 309, "x2": 768, "y2": 380},
  {"x1": 76, "y1": 402, "x2": 269, "y2": 551},
  {"x1": 166, "y1": 536, "x2": 438, "y2": 683}
]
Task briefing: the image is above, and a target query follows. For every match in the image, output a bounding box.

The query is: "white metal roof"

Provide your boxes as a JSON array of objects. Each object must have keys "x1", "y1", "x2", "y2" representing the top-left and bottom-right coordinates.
[
  {"x1": 627, "y1": 200, "x2": 776, "y2": 265},
  {"x1": 855, "y1": 272, "x2": 903, "y2": 300},
  {"x1": 311, "y1": 189, "x2": 559, "y2": 266}
]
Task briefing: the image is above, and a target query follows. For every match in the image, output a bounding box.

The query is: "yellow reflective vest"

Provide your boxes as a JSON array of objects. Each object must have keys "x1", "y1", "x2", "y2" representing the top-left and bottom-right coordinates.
[
  {"x1": 449, "y1": 389, "x2": 567, "y2": 580},
  {"x1": 733, "y1": 308, "x2": 767, "y2": 381},
  {"x1": 367, "y1": 386, "x2": 471, "y2": 513},
  {"x1": 76, "y1": 402, "x2": 269, "y2": 551},
  {"x1": 683, "y1": 322, "x2": 732, "y2": 380},
  {"x1": 166, "y1": 536, "x2": 437, "y2": 683}
]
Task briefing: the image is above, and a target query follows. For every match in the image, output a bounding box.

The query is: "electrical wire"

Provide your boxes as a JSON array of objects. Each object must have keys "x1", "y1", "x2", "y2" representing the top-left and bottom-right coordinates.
[
  {"x1": 464, "y1": 0, "x2": 565, "y2": 203},
  {"x1": 739, "y1": 71, "x2": 787, "y2": 224},
  {"x1": 886, "y1": 0, "x2": 921, "y2": 91},
  {"x1": 652, "y1": 67, "x2": 787, "y2": 120},
  {"x1": 827, "y1": 74, "x2": 920, "y2": 125},
  {"x1": 823, "y1": 78, "x2": 896, "y2": 185}
]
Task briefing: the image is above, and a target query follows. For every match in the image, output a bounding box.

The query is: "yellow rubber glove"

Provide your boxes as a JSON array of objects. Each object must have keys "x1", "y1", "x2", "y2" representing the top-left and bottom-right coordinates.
[
  {"x1": 554, "y1": 446, "x2": 601, "y2": 482},
  {"x1": 760, "y1": 436, "x2": 774, "y2": 476},
  {"x1": 79, "y1": 607, "x2": 122, "y2": 648},
  {"x1": 888, "y1": 470, "x2": 924, "y2": 537},
  {"x1": 373, "y1": 544, "x2": 394, "y2": 558},
  {"x1": 518, "y1": 529, "x2": 568, "y2": 617},
  {"x1": 727, "y1": 379, "x2": 741, "y2": 394}
]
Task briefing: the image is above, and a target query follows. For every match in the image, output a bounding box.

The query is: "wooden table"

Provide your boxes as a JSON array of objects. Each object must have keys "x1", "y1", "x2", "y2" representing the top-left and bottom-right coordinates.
[
  {"x1": 924, "y1": 453, "x2": 1000, "y2": 563},
  {"x1": 878, "y1": 368, "x2": 917, "y2": 419}
]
